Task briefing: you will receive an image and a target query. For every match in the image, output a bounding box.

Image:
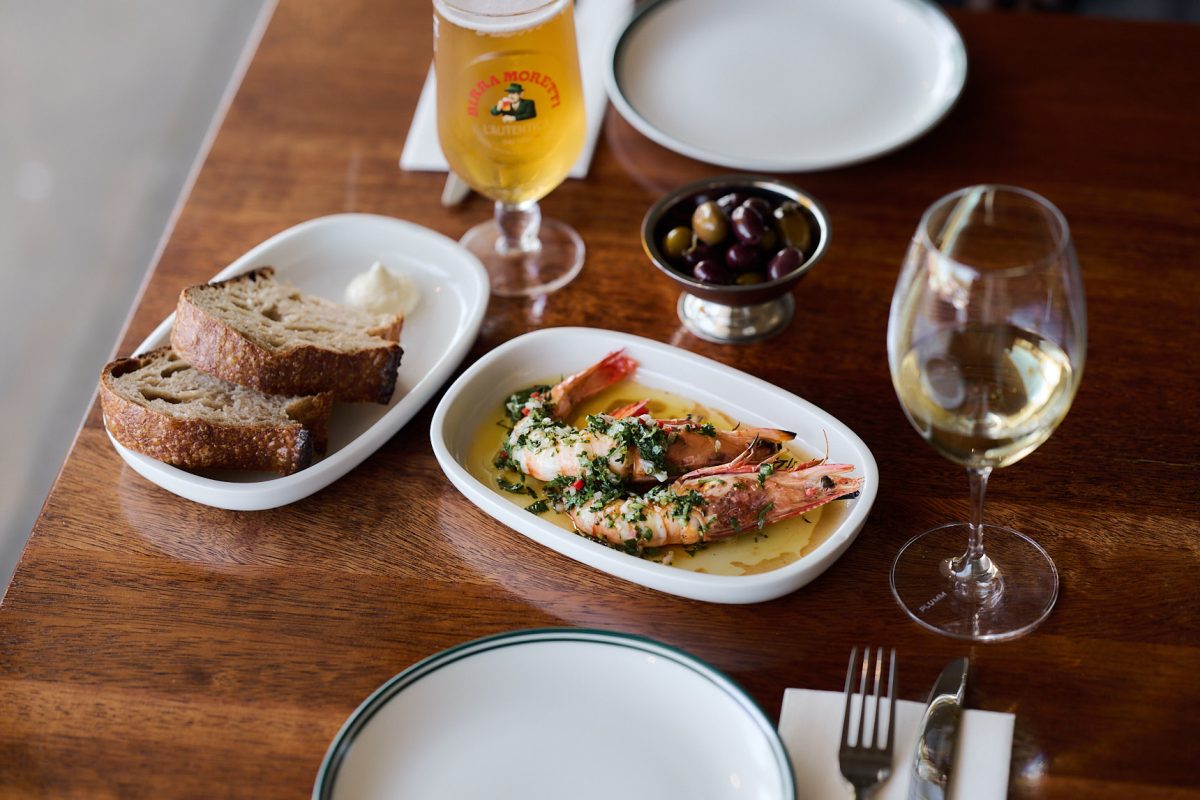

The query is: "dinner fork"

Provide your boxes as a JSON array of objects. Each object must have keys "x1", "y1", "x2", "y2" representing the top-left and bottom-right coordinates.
[{"x1": 838, "y1": 647, "x2": 897, "y2": 799}]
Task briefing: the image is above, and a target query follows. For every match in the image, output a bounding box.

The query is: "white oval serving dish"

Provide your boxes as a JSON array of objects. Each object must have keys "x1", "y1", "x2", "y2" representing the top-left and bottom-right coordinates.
[
  {"x1": 107, "y1": 213, "x2": 489, "y2": 510},
  {"x1": 430, "y1": 327, "x2": 878, "y2": 603}
]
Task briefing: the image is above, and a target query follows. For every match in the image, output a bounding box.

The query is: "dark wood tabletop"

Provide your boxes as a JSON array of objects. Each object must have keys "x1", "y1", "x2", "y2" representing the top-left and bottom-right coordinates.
[{"x1": 3, "y1": 1, "x2": 1199, "y2": 797}]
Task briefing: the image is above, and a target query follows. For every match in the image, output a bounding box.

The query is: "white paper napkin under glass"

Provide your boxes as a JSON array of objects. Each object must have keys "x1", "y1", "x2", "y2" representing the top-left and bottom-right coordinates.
[
  {"x1": 779, "y1": 688, "x2": 1014, "y2": 800},
  {"x1": 401, "y1": 0, "x2": 631, "y2": 180}
]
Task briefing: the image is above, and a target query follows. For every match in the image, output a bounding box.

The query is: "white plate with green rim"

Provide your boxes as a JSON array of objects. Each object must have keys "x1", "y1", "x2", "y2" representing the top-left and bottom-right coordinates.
[
  {"x1": 605, "y1": 0, "x2": 967, "y2": 171},
  {"x1": 314, "y1": 629, "x2": 795, "y2": 800}
]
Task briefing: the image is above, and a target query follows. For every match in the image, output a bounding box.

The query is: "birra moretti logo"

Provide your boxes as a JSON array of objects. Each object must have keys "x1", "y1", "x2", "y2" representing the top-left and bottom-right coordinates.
[{"x1": 466, "y1": 70, "x2": 561, "y2": 118}]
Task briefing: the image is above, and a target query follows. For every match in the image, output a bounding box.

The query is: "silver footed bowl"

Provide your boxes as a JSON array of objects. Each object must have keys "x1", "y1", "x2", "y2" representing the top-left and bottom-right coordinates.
[{"x1": 641, "y1": 174, "x2": 830, "y2": 344}]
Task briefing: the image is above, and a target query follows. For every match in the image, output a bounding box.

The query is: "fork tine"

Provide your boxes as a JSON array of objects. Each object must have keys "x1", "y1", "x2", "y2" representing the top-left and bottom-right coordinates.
[
  {"x1": 885, "y1": 647, "x2": 897, "y2": 754},
  {"x1": 857, "y1": 646, "x2": 871, "y2": 748},
  {"x1": 870, "y1": 647, "x2": 884, "y2": 748},
  {"x1": 840, "y1": 646, "x2": 858, "y2": 747}
]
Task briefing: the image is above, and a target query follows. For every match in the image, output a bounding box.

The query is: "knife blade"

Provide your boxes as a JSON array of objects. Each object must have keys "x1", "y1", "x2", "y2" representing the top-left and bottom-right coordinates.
[
  {"x1": 908, "y1": 657, "x2": 969, "y2": 800},
  {"x1": 440, "y1": 171, "x2": 471, "y2": 207}
]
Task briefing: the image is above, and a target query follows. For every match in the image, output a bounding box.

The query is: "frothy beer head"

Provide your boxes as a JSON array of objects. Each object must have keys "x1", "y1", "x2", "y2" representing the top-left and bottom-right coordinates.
[{"x1": 435, "y1": 0, "x2": 568, "y2": 33}]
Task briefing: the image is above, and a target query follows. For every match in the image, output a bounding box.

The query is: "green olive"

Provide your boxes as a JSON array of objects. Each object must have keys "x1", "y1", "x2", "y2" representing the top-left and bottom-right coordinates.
[
  {"x1": 691, "y1": 201, "x2": 730, "y2": 245},
  {"x1": 735, "y1": 271, "x2": 766, "y2": 286},
  {"x1": 774, "y1": 202, "x2": 813, "y2": 253},
  {"x1": 662, "y1": 226, "x2": 694, "y2": 261},
  {"x1": 759, "y1": 227, "x2": 778, "y2": 252}
]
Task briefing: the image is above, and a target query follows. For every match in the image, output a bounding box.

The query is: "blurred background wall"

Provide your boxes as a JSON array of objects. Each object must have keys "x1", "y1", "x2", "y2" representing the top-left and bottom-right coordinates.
[
  {"x1": 0, "y1": 0, "x2": 270, "y2": 589},
  {"x1": 0, "y1": 0, "x2": 1194, "y2": 593}
]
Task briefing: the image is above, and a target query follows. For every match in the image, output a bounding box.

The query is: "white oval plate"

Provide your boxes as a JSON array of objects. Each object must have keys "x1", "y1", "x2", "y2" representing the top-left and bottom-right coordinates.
[
  {"x1": 314, "y1": 629, "x2": 794, "y2": 800},
  {"x1": 605, "y1": 0, "x2": 967, "y2": 172},
  {"x1": 430, "y1": 327, "x2": 878, "y2": 603},
  {"x1": 107, "y1": 213, "x2": 489, "y2": 510}
]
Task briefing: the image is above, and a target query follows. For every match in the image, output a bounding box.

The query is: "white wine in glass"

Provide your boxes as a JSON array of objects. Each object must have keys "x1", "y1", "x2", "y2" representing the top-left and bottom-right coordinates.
[
  {"x1": 434, "y1": 0, "x2": 587, "y2": 297},
  {"x1": 887, "y1": 185, "x2": 1086, "y2": 641}
]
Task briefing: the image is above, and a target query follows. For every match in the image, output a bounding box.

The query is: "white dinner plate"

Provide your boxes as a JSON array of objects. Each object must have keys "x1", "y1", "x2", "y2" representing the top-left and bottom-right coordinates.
[
  {"x1": 605, "y1": 0, "x2": 967, "y2": 171},
  {"x1": 107, "y1": 213, "x2": 488, "y2": 510},
  {"x1": 314, "y1": 629, "x2": 794, "y2": 800},
  {"x1": 429, "y1": 327, "x2": 878, "y2": 604}
]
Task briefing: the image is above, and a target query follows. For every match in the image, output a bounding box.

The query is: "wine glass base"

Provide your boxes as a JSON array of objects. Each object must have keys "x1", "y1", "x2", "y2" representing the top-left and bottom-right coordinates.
[
  {"x1": 890, "y1": 523, "x2": 1058, "y2": 642},
  {"x1": 460, "y1": 218, "x2": 584, "y2": 298},
  {"x1": 676, "y1": 292, "x2": 794, "y2": 344}
]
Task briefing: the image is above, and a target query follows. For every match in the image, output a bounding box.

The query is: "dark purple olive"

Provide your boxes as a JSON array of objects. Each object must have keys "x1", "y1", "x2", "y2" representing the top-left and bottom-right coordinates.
[
  {"x1": 725, "y1": 242, "x2": 762, "y2": 272},
  {"x1": 730, "y1": 205, "x2": 766, "y2": 246},
  {"x1": 682, "y1": 240, "x2": 717, "y2": 265},
  {"x1": 715, "y1": 192, "x2": 747, "y2": 214},
  {"x1": 743, "y1": 196, "x2": 773, "y2": 219},
  {"x1": 693, "y1": 258, "x2": 733, "y2": 284},
  {"x1": 767, "y1": 247, "x2": 804, "y2": 281}
]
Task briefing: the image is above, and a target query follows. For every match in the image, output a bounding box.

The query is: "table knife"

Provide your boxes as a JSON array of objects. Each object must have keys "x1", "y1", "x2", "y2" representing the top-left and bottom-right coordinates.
[
  {"x1": 441, "y1": 171, "x2": 471, "y2": 207},
  {"x1": 908, "y1": 657, "x2": 969, "y2": 800}
]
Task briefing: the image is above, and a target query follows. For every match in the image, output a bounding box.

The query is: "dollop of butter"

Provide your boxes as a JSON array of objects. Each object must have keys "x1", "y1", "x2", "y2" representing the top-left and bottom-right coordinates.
[{"x1": 344, "y1": 261, "x2": 419, "y2": 317}]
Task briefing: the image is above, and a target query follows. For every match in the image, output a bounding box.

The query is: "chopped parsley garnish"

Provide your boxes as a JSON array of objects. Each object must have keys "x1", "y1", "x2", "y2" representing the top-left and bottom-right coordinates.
[
  {"x1": 493, "y1": 449, "x2": 516, "y2": 470},
  {"x1": 504, "y1": 384, "x2": 553, "y2": 422},
  {"x1": 622, "y1": 500, "x2": 648, "y2": 523},
  {"x1": 543, "y1": 453, "x2": 628, "y2": 512},
  {"x1": 756, "y1": 501, "x2": 775, "y2": 530},
  {"x1": 757, "y1": 461, "x2": 775, "y2": 486},
  {"x1": 585, "y1": 414, "x2": 669, "y2": 479},
  {"x1": 496, "y1": 476, "x2": 535, "y2": 497},
  {"x1": 642, "y1": 486, "x2": 712, "y2": 532},
  {"x1": 525, "y1": 499, "x2": 550, "y2": 514},
  {"x1": 669, "y1": 489, "x2": 706, "y2": 521}
]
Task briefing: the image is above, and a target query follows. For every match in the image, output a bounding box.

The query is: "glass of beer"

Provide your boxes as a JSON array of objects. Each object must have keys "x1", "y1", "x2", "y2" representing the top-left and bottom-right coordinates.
[
  {"x1": 434, "y1": 0, "x2": 587, "y2": 297},
  {"x1": 887, "y1": 185, "x2": 1087, "y2": 641}
]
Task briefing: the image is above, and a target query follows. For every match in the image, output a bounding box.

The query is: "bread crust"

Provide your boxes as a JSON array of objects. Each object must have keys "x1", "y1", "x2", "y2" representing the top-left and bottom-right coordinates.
[
  {"x1": 100, "y1": 350, "x2": 333, "y2": 475},
  {"x1": 170, "y1": 267, "x2": 403, "y2": 403}
]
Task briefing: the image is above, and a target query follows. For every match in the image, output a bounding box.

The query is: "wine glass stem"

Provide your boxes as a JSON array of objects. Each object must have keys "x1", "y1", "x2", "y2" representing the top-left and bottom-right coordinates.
[
  {"x1": 495, "y1": 200, "x2": 542, "y2": 256},
  {"x1": 944, "y1": 466, "x2": 1003, "y2": 599}
]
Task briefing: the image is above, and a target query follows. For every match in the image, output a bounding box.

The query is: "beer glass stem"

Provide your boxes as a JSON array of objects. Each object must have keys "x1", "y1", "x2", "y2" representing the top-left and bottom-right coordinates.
[
  {"x1": 944, "y1": 466, "x2": 1002, "y2": 599},
  {"x1": 495, "y1": 200, "x2": 542, "y2": 256}
]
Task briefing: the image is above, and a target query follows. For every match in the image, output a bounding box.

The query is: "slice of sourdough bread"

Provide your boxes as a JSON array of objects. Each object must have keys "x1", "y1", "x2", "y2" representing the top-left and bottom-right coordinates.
[
  {"x1": 170, "y1": 267, "x2": 403, "y2": 403},
  {"x1": 100, "y1": 348, "x2": 333, "y2": 475}
]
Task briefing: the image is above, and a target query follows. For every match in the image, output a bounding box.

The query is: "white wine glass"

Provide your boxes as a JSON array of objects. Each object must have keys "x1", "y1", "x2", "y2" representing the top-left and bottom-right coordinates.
[
  {"x1": 887, "y1": 185, "x2": 1086, "y2": 641},
  {"x1": 433, "y1": 0, "x2": 587, "y2": 297}
]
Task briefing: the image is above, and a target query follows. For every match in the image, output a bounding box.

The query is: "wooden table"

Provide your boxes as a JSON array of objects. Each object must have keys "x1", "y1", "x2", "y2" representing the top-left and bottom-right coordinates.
[{"x1": 3, "y1": 2, "x2": 1198, "y2": 797}]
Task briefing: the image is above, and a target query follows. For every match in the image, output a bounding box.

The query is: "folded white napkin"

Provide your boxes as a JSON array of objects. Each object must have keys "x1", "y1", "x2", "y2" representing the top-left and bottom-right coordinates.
[
  {"x1": 779, "y1": 688, "x2": 1014, "y2": 800},
  {"x1": 400, "y1": 0, "x2": 632, "y2": 180}
]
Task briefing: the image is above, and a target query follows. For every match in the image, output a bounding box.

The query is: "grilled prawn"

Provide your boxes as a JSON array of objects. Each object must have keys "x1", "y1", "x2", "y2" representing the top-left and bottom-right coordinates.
[
  {"x1": 563, "y1": 452, "x2": 863, "y2": 551},
  {"x1": 502, "y1": 350, "x2": 794, "y2": 483}
]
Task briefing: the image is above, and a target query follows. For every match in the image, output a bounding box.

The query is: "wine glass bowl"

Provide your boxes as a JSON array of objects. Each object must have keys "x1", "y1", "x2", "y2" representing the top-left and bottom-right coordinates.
[
  {"x1": 641, "y1": 175, "x2": 830, "y2": 344},
  {"x1": 887, "y1": 185, "x2": 1086, "y2": 641}
]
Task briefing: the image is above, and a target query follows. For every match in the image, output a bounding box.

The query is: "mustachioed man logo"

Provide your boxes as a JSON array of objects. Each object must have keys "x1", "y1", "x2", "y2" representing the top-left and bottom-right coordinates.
[{"x1": 491, "y1": 82, "x2": 537, "y2": 122}]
